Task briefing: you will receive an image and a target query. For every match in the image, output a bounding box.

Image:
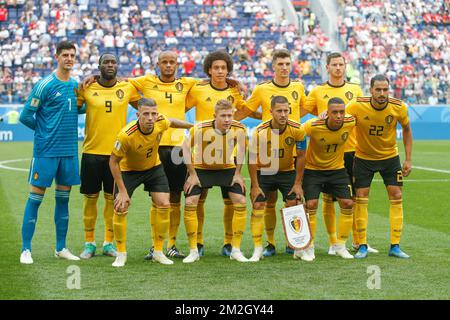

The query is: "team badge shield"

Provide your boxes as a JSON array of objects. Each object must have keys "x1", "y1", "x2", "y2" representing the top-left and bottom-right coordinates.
[{"x1": 280, "y1": 205, "x2": 312, "y2": 250}]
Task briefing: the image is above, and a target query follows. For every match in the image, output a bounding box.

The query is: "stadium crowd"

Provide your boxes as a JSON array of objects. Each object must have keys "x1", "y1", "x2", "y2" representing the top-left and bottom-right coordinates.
[
  {"x1": 337, "y1": 0, "x2": 450, "y2": 105},
  {"x1": 0, "y1": 0, "x2": 328, "y2": 103}
]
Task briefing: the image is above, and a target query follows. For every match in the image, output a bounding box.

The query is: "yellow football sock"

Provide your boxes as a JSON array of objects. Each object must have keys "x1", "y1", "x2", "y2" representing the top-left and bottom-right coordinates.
[
  {"x1": 184, "y1": 204, "x2": 198, "y2": 250},
  {"x1": 264, "y1": 204, "x2": 276, "y2": 245},
  {"x1": 322, "y1": 193, "x2": 337, "y2": 245},
  {"x1": 113, "y1": 212, "x2": 127, "y2": 253},
  {"x1": 351, "y1": 200, "x2": 359, "y2": 245},
  {"x1": 223, "y1": 199, "x2": 234, "y2": 245},
  {"x1": 355, "y1": 197, "x2": 369, "y2": 245},
  {"x1": 168, "y1": 203, "x2": 181, "y2": 248},
  {"x1": 308, "y1": 208, "x2": 317, "y2": 240},
  {"x1": 103, "y1": 193, "x2": 114, "y2": 243},
  {"x1": 337, "y1": 207, "x2": 353, "y2": 245},
  {"x1": 250, "y1": 208, "x2": 265, "y2": 247},
  {"x1": 150, "y1": 204, "x2": 156, "y2": 245},
  {"x1": 390, "y1": 199, "x2": 403, "y2": 245},
  {"x1": 83, "y1": 194, "x2": 99, "y2": 243},
  {"x1": 231, "y1": 203, "x2": 247, "y2": 249},
  {"x1": 154, "y1": 206, "x2": 170, "y2": 251},
  {"x1": 197, "y1": 199, "x2": 205, "y2": 245}
]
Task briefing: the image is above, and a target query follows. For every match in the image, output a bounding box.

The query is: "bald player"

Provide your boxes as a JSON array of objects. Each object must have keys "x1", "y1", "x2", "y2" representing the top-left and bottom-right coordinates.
[{"x1": 127, "y1": 51, "x2": 199, "y2": 260}]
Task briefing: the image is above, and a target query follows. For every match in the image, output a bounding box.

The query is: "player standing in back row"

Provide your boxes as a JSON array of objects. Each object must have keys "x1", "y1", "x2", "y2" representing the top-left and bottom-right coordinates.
[
  {"x1": 19, "y1": 41, "x2": 80, "y2": 264},
  {"x1": 77, "y1": 53, "x2": 141, "y2": 260}
]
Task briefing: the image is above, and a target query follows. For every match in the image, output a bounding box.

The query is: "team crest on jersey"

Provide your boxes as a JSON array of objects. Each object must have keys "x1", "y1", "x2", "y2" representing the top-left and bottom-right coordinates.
[
  {"x1": 227, "y1": 95, "x2": 234, "y2": 104},
  {"x1": 385, "y1": 115, "x2": 394, "y2": 125},
  {"x1": 345, "y1": 91, "x2": 354, "y2": 100},
  {"x1": 175, "y1": 82, "x2": 183, "y2": 92},
  {"x1": 285, "y1": 137, "x2": 294, "y2": 146},
  {"x1": 341, "y1": 132, "x2": 349, "y2": 141},
  {"x1": 291, "y1": 91, "x2": 298, "y2": 101},
  {"x1": 289, "y1": 216, "x2": 302, "y2": 233},
  {"x1": 116, "y1": 89, "x2": 124, "y2": 100},
  {"x1": 33, "y1": 172, "x2": 39, "y2": 180}
]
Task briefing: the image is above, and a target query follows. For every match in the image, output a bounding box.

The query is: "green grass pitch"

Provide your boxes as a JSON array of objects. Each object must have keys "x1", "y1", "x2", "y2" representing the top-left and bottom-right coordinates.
[{"x1": 0, "y1": 141, "x2": 449, "y2": 299}]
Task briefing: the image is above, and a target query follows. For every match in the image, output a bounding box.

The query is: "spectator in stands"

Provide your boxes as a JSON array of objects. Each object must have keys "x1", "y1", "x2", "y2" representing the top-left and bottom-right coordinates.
[{"x1": 0, "y1": 5, "x2": 7, "y2": 22}]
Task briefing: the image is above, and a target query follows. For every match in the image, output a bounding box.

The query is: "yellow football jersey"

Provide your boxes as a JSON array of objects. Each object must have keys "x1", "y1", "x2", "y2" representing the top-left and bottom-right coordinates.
[
  {"x1": 304, "y1": 81, "x2": 363, "y2": 152},
  {"x1": 186, "y1": 81, "x2": 247, "y2": 121},
  {"x1": 77, "y1": 80, "x2": 141, "y2": 155},
  {"x1": 112, "y1": 116, "x2": 170, "y2": 171},
  {"x1": 128, "y1": 74, "x2": 199, "y2": 146},
  {"x1": 303, "y1": 115, "x2": 356, "y2": 170},
  {"x1": 250, "y1": 119, "x2": 306, "y2": 172},
  {"x1": 247, "y1": 80, "x2": 307, "y2": 122},
  {"x1": 346, "y1": 97, "x2": 409, "y2": 161},
  {"x1": 188, "y1": 120, "x2": 247, "y2": 170}
]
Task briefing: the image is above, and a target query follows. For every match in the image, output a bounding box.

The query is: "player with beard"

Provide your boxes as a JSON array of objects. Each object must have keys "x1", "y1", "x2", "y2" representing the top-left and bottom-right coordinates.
[{"x1": 77, "y1": 53, "x2": 141, "y2": 259}]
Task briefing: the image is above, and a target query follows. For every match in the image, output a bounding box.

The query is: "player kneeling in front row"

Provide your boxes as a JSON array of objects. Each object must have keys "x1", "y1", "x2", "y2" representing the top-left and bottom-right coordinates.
[
  {"x1": 182, "y1": 99, "x2": 248, "y2": 263},
  {"x1": 248, "y1": 96, "x2": 306, "y2": 262},
  {"x1": 297, "y1": 97, "x2": 356, "y2": 261},
  {"x1": 109, "y1": 98, "x2": 192, "y2": 267}
]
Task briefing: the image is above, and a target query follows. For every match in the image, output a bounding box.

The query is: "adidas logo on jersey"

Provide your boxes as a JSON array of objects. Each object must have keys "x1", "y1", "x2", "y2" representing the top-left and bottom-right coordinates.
[
  {"x1": 153, "y1": 85, "x2": 159, "y2": 89},
  {"x1": 93, "y1": 92, "x2": 99, "y2": 96},
  {"x1": 206, "y1": 97, "x2": 212, "y2": 102},
  {"x1": 137, "y1": 144, "x2": 143, "y2": 149},
  {"x1": 364, "y1": 116, "x2": 370, "y2": 120},
  {"x1": 323, "y1": 94, "x2": 329, "y2": 99},
  {"x1": 55, "y1": 92, "x2": 62, "y2": 97}
]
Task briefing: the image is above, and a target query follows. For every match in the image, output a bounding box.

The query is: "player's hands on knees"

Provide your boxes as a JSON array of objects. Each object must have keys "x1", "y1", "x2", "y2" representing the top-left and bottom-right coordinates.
[
  {"x1": 184, "y1": 174, "x2": 201, "y2": 195},
  {"x1": 402, "y1": 160, "x2": 412, "y2": 177},
  {"x1": 250, "y1": 185, "x2": 265, "y2": 204},
  {"x1": 231, "y1": 173, "x2": 246, "y2": 193},
  {"x1": 80, "y1": 75, "x2": 98, "y2": 90},
  {"x1": 114, "y1": 192, "x2": 131, "y2": 214},
  {"x1": 288, "y1": 183, "x2": 304, "y2": 204}
]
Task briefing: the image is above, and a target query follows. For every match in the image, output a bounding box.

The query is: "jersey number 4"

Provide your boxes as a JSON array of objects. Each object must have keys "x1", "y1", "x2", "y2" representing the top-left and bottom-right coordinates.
[{"x1": 165, "y1": 92, "x2": 173, "y2": 104}]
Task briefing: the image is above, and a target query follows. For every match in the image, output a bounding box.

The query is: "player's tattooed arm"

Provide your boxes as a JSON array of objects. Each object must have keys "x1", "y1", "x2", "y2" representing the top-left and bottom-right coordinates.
[{"x1": 402, "y1": 123, "x2": 413, "y2": 177}]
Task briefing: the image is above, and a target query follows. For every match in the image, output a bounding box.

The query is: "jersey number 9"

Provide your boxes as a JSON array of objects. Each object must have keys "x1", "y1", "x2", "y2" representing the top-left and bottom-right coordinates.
[{"x1": 105, "y1": 101, "x2": 112, "y2": 113}]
